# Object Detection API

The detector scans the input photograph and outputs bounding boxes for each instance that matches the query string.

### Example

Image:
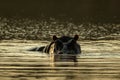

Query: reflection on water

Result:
[0,40,120,80]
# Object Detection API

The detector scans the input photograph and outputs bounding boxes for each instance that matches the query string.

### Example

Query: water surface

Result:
[0,40,120,80]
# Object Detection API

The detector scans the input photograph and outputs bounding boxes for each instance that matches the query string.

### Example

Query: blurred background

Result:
[0,0,120,17]
[0,0,120,40]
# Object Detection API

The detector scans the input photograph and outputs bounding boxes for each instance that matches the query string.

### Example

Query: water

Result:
[0,40,120,80]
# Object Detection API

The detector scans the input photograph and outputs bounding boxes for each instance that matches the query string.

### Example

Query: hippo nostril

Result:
[59,52,63,54]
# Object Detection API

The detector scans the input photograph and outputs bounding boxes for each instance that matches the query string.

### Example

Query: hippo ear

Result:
[53,35,58,41]
[74,35,79,41]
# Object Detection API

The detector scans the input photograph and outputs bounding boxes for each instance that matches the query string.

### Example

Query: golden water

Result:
[0,40,120,80]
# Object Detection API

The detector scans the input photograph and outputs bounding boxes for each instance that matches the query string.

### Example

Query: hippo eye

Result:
[67,40,75,48]
[55,40,63,50]
[70,39,76,43]
[67,39,75,44]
